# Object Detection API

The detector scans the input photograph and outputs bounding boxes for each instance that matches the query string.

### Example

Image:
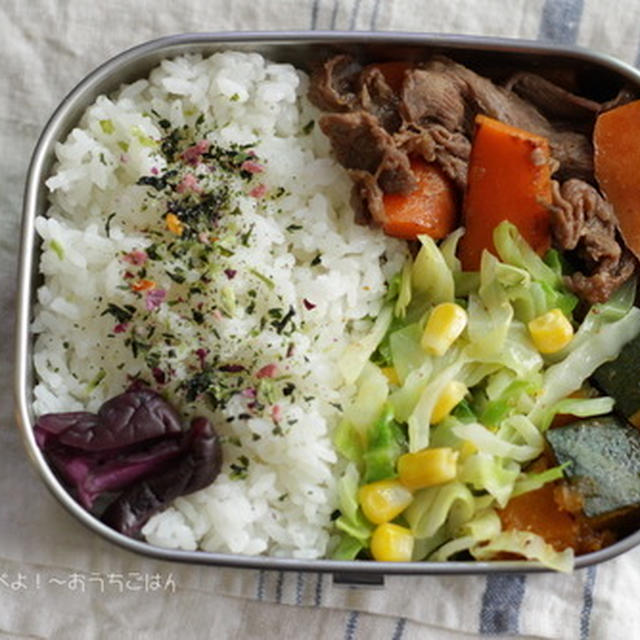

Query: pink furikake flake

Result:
[113,323,129,334]
[123,249,148,266]
[182,139,210,165]
[195,348,208,368]
[176,172,203,194]
[271,404,282,422]
[145,288,166,311]
[256,363,278,379]
[150,166,159,176]
[241,160,265,174]
[249,184,267,198]
[241,387,257,399]
[303,298,316,310]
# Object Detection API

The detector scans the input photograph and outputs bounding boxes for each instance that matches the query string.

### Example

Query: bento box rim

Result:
[15,30,640,577]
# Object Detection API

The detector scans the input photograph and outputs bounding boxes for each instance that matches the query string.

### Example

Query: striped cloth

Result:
[3,0,640,637]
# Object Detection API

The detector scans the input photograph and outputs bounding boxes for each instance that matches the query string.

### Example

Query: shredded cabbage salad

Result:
[333,221,640,571]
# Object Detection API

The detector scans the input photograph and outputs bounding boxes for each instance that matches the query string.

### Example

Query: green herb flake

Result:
[87,368,106,391]
[105,212,117,238]
[131,125,158,148]
[221,286,237,317]
[99,119,115,135]
[49,240,64,260]
[248,268,275,290]
[230,455,250,479]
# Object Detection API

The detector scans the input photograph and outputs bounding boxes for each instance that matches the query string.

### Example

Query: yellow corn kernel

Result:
[397,447,459,490]
[381,366,400,387]
[528,308,574,354]
[165,213,184,236]
[459,440,477,462]
[421,302,468,356]
[431,380,468,424]
[358,479,413,525]
[370,523,414,562]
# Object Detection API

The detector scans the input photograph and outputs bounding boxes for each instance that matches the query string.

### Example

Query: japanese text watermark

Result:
[0,570,176,593]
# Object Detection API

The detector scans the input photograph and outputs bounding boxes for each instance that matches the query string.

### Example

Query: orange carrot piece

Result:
[131,279,156,292]
[594,99,640,259]
[381,157,457,240]
[458,114,552,271]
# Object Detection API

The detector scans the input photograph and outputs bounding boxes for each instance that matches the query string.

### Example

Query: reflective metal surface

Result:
[15,31,640,576]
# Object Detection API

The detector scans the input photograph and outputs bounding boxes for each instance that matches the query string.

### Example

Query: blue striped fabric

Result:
[275,570,285,603]
[539,0,585,43]
[314,572,325,607]
[345,610,360,640]
[256,569,266,601]
[391,616,407,640]
[295,571,305,605]
[479,574,527,634]
[580,566,598,640]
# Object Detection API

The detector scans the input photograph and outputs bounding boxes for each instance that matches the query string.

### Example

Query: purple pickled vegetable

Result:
[34,389,223,527]
[35,388,183,451]
[101,417,222,536]
[46,436,185,509]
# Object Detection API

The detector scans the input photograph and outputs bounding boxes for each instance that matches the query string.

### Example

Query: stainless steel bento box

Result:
[15,31,640,584]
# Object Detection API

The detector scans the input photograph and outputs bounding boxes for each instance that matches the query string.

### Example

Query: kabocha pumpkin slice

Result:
[458,115,552,271]
[592,332,640,427]
[546,416,640,517]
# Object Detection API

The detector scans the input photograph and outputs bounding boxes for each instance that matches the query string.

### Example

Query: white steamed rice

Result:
[33,51,407,558]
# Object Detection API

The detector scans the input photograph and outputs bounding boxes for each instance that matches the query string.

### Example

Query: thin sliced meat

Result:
[505,72,601,122]
[308,54,362,112]
[394,124,471,190]
[357,66,403,133]
[400,64,470,132]
[349,169,387,225]
[318,111,417,194]
[549,179,636,303]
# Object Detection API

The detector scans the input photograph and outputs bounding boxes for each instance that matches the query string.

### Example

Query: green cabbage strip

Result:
[493,221,561,287]
[339,304,393,385]
[394,257,413,318]
[362,404,405,483]
[451,421,542,463]
[491,221,578,322]
[404,481,475,540]
[412,234,455,303]
[470,530,574,573]
[333,463,373,559]
[528,306,640,427]
[538,396,615,432]
[408,357,468,452]
[342,361,389,438]
[389,322,427,384]
[511,463,569,498]
[458,452,520,507]
[429,509,502,561]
